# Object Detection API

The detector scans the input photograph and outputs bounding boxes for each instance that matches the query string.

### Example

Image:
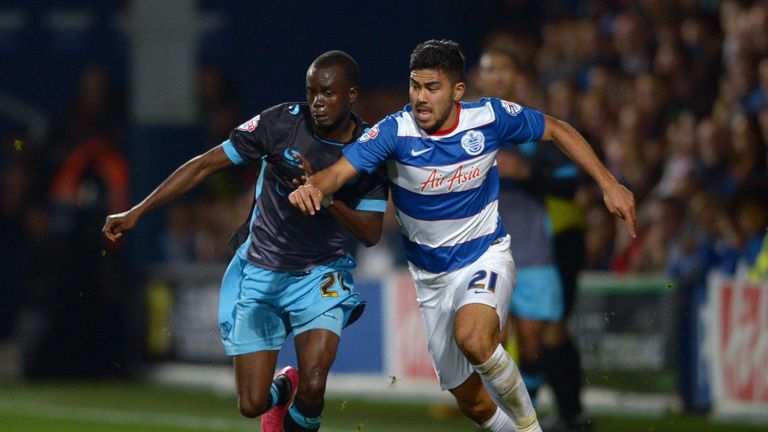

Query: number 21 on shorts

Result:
[467,270,498,292]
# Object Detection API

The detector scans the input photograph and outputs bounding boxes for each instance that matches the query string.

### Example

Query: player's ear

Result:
[348,86,359,104]
[453,82,465,102]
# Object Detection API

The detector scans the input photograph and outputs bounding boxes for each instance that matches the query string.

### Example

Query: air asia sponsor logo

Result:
[461,130,485,155]
[500,100,523,116]
[358,125,379,142]
[282,148,301,166]
[419,164,482,192]
[236,115,260,132]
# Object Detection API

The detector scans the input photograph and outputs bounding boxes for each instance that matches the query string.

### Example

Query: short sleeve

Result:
[225,107,278,165]
[346,166,389,213]
[491,98,546,147]
[342,117,398,174]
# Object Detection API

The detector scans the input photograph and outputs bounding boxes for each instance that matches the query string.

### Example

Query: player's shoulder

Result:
[356,111,402,144]
[378,105,424,138]
[262,102,306,120]
[380,108,409,128]
[242,102,306,135]
[471,97,526,116]
[235,102,304,129]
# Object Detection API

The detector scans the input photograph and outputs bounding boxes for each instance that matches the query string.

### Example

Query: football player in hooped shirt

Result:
[102,51,388,432]
[290,40,636,432]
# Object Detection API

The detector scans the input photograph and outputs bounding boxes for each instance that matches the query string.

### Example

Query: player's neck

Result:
[315,115,357,143]
[431,102,461,136]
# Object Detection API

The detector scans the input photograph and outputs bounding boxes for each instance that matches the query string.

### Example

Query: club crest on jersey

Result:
[358,125,379,142]
[282,148,301,166]
[237,115,260,132]
[461,130,485,155]
[288,105,300,115]
[500,100,523,116]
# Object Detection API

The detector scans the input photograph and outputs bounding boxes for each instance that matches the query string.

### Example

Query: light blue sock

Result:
[287,403,322,431]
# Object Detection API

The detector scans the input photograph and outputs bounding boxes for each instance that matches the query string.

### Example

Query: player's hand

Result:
[291,152,314,186]
[602,183,636,238]
[102,209,140,241]
[289,184,324,215]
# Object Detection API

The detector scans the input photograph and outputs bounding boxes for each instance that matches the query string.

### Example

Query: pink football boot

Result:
[260,366,299,432]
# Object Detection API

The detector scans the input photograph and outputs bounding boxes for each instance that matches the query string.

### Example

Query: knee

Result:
[455,327,496,365]
[298,366,330,404]
[237,392,269,418]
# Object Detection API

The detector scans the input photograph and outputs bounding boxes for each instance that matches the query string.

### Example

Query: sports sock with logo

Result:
[472,344,542,432]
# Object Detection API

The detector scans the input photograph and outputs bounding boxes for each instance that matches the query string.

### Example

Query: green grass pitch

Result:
[0,381,765,431]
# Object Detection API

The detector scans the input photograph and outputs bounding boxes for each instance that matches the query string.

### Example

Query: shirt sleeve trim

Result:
[222,139,247,165]
[354,199,387,213]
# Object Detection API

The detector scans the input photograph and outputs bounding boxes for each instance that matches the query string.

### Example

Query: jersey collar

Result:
[431,102,461,136]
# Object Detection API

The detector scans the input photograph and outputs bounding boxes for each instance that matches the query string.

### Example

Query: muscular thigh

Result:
[410,236,515,390]
[233,350,280,402]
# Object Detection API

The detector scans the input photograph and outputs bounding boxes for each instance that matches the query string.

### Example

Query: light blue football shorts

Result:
[509,265,564,321]
[218,252,364,356]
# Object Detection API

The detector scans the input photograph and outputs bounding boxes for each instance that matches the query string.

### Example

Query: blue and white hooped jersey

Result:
[343,97,545,273]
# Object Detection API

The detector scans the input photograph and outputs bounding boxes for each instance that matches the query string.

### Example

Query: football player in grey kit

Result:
[103,51,388,432]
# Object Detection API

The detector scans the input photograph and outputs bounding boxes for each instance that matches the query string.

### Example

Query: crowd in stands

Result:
[461,0,768,287]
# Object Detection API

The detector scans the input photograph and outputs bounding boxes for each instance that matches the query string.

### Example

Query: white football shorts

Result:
[407,235,515,390]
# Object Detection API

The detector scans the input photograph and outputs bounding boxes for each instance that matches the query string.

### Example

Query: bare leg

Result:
[455,303,541,432]
[233,350,279,418]
[282,329,340,431]
[293,329,339,407]
[449,373,503,426]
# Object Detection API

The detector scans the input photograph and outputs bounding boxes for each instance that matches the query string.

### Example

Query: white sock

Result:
[480,407,516,431]
[473,345,541,432]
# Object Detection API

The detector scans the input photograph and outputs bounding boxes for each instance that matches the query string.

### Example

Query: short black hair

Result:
[409,39,465,83]
[310,50,359,87]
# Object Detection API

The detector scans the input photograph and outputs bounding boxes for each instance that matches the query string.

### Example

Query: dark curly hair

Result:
[409,39,465,84]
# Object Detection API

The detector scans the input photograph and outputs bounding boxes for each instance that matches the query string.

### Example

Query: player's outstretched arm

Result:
[289,156,358,215]
[102,145,233,241]
[541,114,637,238]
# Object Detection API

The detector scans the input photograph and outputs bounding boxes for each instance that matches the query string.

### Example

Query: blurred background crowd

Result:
[1,0,766,401]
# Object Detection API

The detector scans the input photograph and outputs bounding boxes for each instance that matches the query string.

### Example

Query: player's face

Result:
[476,52,516,99]
[409,69,464,134]
[306,66,357,131]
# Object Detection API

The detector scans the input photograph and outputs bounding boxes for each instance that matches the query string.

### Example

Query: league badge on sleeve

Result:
[358,125,380,142]
[500,100,523,116]
[236,115,261,132]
